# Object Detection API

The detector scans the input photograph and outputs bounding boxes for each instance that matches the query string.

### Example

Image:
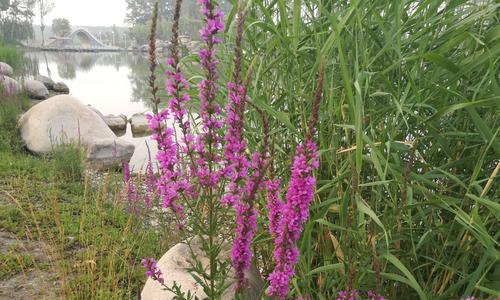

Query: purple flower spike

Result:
[231,152,266,290]
[336,289,359,300]
[266,178,283,237]
[122,162,139,213]
[142,257,164,284]
[267,140,319,299]
[232,200,257,290]
[223,82,249,206]
[367,290,386,300]
[147,114,186,220]
[144,161,157,208]
[196,0,225,188]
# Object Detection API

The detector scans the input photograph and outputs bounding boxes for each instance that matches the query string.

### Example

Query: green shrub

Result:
[0,43,23,71]
[0,252,35,280]
[50,144,85,183]
[0,95,29,153]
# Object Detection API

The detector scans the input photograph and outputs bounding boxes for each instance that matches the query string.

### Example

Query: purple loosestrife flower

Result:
[266,178,283,237]
[232,199,257,289]
[142,257,164,284]
[231,152,267,290]
[147,112,186,220]
[223,82,249,206]
[336,289,359,300]
[267,65,324,299]
[122,162,139,213]
[147,0,187,225]
[267,140,319,299]
[196,0,225,187]
[367,291,386,300]
[143,161,157,208]
[165,58,195,164]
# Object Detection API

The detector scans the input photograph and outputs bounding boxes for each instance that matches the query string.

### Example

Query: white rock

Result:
[53,82,69,94]
[130,113,152,136]
[23,79,49,100]
[1,76,22,94]
[88,105,104,119]
[18,95,135,169]
[0,62,14,77]
[141,236,263,300]
[103,114,127,131]
[35,75,55,90]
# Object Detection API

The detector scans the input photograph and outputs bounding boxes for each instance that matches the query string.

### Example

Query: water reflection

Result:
[24,51,162,116]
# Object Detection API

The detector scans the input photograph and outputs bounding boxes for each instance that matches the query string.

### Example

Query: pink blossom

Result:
[268,140,319,299]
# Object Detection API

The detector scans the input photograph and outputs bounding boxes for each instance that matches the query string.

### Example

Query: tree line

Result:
[125,0,231,45]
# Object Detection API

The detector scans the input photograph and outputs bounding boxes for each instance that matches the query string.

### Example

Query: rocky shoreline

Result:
[1,61,154,170]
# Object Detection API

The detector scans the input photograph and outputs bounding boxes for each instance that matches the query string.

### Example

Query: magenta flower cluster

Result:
[265,177,283,237]
[195,0,225,188]
[142,257,164,284]
[122,162,139,213]
[143,161,157,209]
[336,289,360,300]
[148,0,227,221]
[367,290,386,300]
[147,111,186,218]
[231,151,266,290]
[223,82,249,206]
[147,54,195,221]
[267,140,319,299]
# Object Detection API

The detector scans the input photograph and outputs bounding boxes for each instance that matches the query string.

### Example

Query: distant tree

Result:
[36,0,54,46]
[125,0,175,25]
[0,0,10,11]
[125,0,231,45]
[52,18,71,37]
[0,0,35,43]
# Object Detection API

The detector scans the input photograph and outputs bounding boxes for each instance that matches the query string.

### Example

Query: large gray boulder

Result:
[53,82,69,94]
[130,113,152,136]
[0,62,14,77]
[141,237,263,300]
[34,75,55,90]
[23,79,49,100]
[1,76,22,95]
[18,95,135,169]
[103,114,127,131]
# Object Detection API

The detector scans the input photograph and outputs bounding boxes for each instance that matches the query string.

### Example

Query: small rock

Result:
[53,82,69,94]
[141,236,263,300]
[0,62,14,77]
[103,114,127,131]
[130,113,152,136]
[87,138,135,169]
[34,75,55,90]
[23,79,49,100]
[1,76,22,95]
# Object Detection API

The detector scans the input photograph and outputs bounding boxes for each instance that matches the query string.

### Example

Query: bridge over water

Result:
[41,29,122,52]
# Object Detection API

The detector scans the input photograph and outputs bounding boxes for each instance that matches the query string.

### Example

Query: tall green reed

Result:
[231,0,499,299]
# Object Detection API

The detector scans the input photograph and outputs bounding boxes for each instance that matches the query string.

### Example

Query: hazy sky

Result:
[35,0,128,27]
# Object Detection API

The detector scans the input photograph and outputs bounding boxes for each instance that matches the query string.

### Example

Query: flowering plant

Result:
[141,0,324,298]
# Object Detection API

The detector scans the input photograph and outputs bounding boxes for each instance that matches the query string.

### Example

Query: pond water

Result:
[24,51,162,172]
[24,51,155,115]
